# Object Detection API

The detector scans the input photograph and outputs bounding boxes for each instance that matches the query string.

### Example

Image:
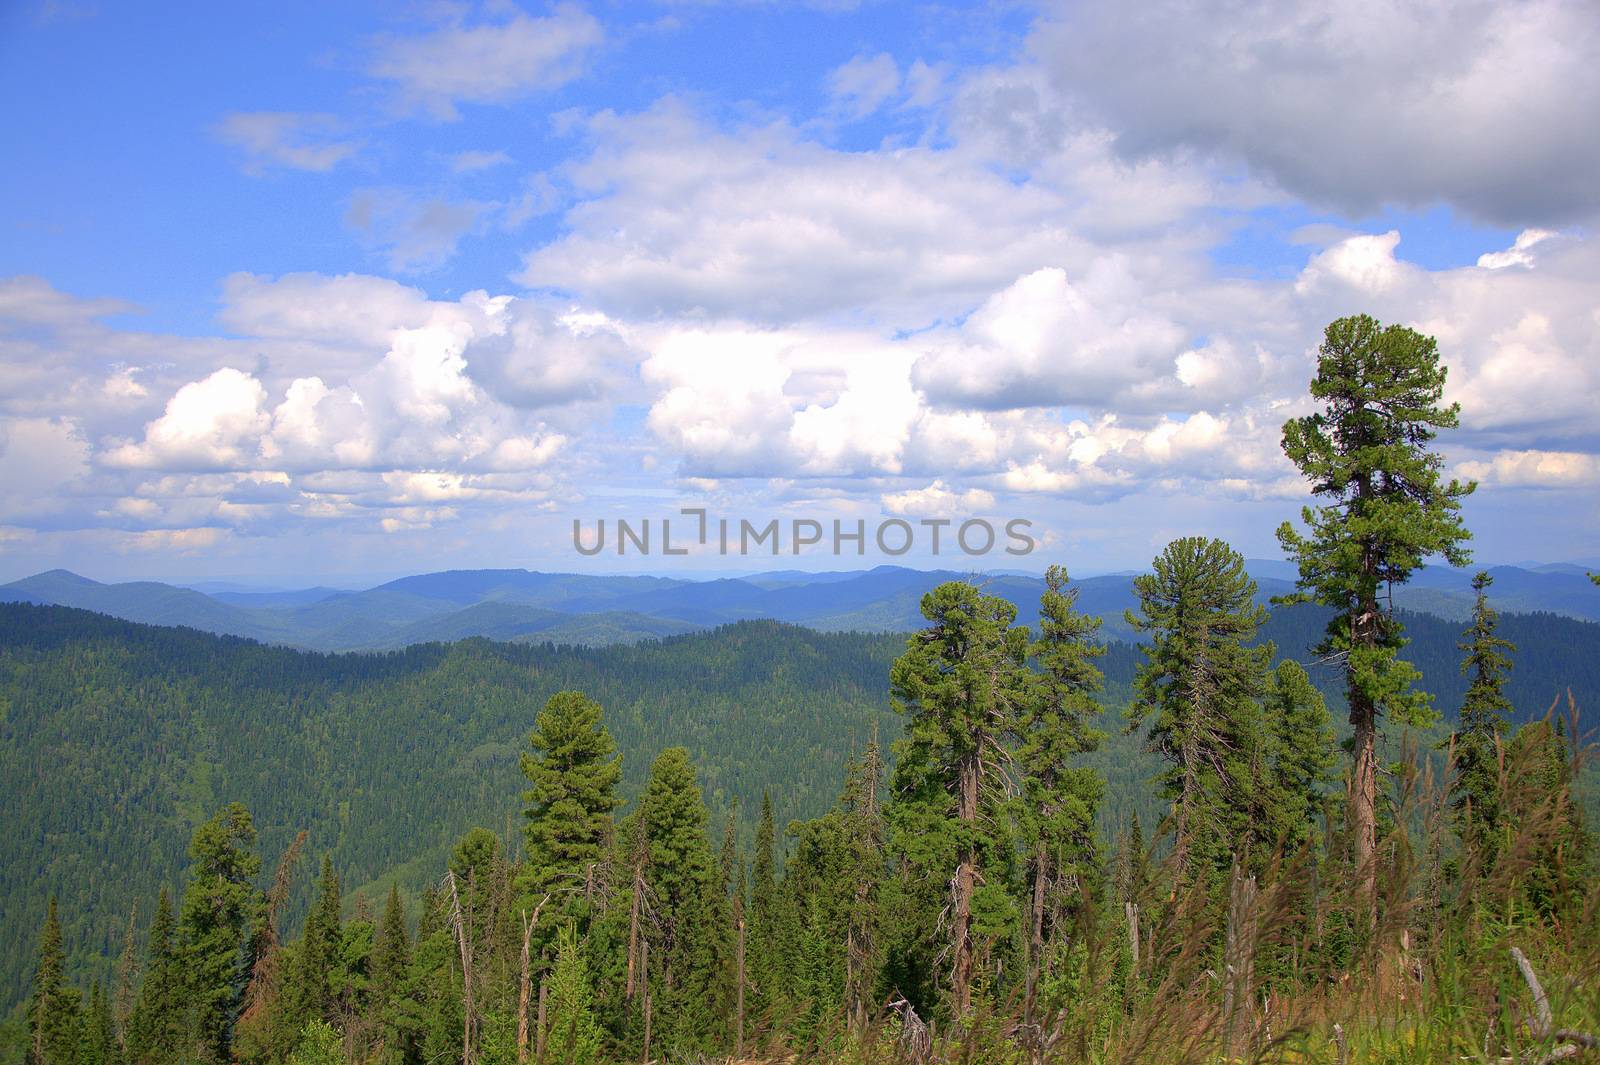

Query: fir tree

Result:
[126,889,182,1065]
[28,897,82,1065]
[1018,565,1107,1001]
[887,580,1032,1014]
[83,981,113,1065]
[1259,659,1337,854]
[1277,314,1474,913]
[370,885,411,1016]
[637,747,723,1055]
[543,925,601,1065]
[518,690,623,938]
[1449,571,1516,862]
[1127,538,1273,891]
[177,803,264,1064]
[746,792,780,1027]
[288,856,341,1028]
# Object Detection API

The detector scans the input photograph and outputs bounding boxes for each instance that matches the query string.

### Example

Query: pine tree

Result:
[518,690,623,940]
[28,897,82,1065]
[1278,314,1474,914]
[1448,571,1516,862]
[177,803,264,1064]
[1127,538,1273,891]
[887,580,1032,1015]
[127,889,182,1065]
[1017,565,1107,1004]
[542,925,601,1065]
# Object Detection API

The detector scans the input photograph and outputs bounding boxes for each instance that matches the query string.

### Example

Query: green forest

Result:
[8,316,1600,1064]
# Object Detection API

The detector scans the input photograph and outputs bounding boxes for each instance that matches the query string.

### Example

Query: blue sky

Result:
[2,0,1597,584]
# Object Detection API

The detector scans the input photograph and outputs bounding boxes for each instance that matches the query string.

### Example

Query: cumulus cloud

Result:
[369,4,603,120]
[103,368,271,471]
[1033,0,1600,225]
[882,480,996,517]
[1457,450,1600,488]
[216,112,360,173]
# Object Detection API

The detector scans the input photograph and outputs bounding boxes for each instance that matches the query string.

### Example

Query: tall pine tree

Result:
[887,581,1031,1015]
[1277,314,1474,914]
[1127,538,1272,891]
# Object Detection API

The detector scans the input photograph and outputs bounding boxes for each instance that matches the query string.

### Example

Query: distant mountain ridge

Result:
[3,560,1597,653]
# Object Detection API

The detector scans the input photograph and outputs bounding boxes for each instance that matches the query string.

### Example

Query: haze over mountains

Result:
[3,561,1598,653]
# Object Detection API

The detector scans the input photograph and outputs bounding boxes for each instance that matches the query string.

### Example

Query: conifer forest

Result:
[7,321,1600,1065]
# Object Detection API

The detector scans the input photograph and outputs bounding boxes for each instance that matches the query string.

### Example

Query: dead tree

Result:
[516,895,549,1065]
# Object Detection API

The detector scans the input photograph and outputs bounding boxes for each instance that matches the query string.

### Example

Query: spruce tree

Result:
[83,980,113,1065]
[637,747,723,1055]
[543,924,601,1065]
[370,885,410,1015]
[28,897,82,1065]
[1126,538,1272,891]
[518,690,623,938]
[127,889,182,1065]
[1449,571,1516,862]
[1017,565,1106,1000]
[1277,314,1474,912]
[888,580,1031,1014]
[746,792,780,1026]
[177,803,264,1064]
[288,857,341,1028]
[1259,660,1337,854]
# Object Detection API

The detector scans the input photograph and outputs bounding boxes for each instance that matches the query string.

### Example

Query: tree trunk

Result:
[952,752,980,1014]
[735,916,746,1057]
[1349,586,1379,926]
[1222,864,1258,1059]
[535,977,547,1064]
[640,939,652,1065]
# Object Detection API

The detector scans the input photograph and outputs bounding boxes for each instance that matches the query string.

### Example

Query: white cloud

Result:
[1457,450,1600,488]
[826,53,899,119]
[1478,229,1557,270]
[1033,0,1600,225]
[103,368,271,471]
[216,112,359,173]
[882,480,995,517]
[450,149,512,173]
[369,4,603,120]
[345,189,492,273]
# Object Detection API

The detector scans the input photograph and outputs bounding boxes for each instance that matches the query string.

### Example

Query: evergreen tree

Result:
[370,885,411,1017]
[518,691,623,938]
[126,889,182,1065]
[1126,538,1273,891]
[637,747,723,1055]
[288,856,342,1028]
[112,905,139,1062]
[82,981,112,1065]
[1259,660,1337,854]
[746,792,781,1027]
[887,580,1032,1014]
[1277,314,1474,912]
[1018,565,1107,1002]
[176,803,264,1064]
[1448,571,1516,862]
[543,925,601,1065]
[28,897,82,1065]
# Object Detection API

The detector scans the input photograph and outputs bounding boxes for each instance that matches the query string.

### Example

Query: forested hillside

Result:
[5,595,1598,1021]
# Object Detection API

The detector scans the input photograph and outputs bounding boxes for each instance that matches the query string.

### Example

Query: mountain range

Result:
[4,561,1598,652]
